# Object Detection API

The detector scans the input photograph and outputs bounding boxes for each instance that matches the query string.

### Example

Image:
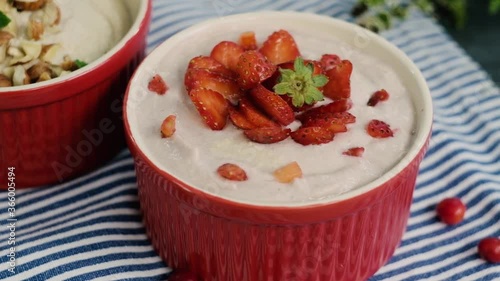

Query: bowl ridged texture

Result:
[135,140,428,281]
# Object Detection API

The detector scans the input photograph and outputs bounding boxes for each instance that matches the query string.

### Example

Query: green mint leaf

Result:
[308,86,324,101]
[274,82,294,95]
[312,74,328,88]
[0,11,11,29]
[273,57,328,107]
[292,94,305,108]
[75,59,88,69]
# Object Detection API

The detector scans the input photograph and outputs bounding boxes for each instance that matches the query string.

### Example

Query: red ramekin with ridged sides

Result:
[124,12,433,281]
[0,0,151,188]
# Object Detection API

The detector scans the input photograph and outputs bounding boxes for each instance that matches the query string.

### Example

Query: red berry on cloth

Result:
[436,198,466,225]
[478,237,500,263]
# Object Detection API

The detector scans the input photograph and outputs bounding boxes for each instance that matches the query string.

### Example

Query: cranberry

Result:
[478,237,500,263]
[436,197,466,225]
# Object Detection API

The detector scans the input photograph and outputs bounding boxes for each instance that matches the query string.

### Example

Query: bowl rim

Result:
[124,10,433,211]
[0,0,151,107]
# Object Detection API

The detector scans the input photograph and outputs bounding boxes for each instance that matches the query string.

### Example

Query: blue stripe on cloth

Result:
[0,0,499,280]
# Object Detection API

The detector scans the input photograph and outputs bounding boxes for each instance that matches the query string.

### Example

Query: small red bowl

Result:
[0,0,152,188]
[124,12,433,281]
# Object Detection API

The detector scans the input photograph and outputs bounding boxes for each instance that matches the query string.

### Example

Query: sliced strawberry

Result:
[235,50,277,89]
[248,84,294,125]
[244,127,291,144]
[189,88,229,130]
[148,74,168,95]
[210,41,244,72]
[187,56,235,78]
[239,31,258,50]
[302,116,348,134]
[320,54,341,72]
[291,126,335,145]
[228,105,256,130]
[343,147,365,157]
[273,162,303,183]
[298,111,356,126]
[160,115,176,138]
[184,68,243,103]
[296,99,352,121]
[367,89,390,107]
[259,30,300,65]
[217,163,248,181]
[323,60,353,100]
[239,97,279,128]
[366,119,394,138]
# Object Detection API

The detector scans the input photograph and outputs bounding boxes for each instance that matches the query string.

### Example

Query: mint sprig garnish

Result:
[273,57,328,107]
[75,59,88,69]
[0,11,11,29]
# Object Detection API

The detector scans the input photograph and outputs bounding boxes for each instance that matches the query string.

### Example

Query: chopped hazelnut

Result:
[0,74,13,87]
[13,0,47,11]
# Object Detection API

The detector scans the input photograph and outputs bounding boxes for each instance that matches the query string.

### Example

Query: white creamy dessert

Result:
[0,0,131,86]
[127,19,417,206]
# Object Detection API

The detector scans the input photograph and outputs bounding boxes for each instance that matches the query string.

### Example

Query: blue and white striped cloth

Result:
[1,0,499,280]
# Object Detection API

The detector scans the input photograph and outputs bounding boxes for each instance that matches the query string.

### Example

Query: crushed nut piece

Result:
[13,0,47,11]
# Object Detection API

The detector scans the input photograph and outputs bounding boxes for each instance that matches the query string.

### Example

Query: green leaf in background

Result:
[491,0,500,14]
[435,0,467,28]
[0,11,11,29]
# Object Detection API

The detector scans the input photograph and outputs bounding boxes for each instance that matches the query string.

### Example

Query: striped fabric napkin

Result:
[1,0,499,280]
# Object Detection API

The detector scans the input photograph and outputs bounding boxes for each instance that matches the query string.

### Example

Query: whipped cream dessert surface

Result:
[0,0,131,78]
[49,0,131,63]
[127,24,416,206]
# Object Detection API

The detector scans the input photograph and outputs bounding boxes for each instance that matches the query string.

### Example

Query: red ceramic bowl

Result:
[124,12,433,281]
[0,0,152,188]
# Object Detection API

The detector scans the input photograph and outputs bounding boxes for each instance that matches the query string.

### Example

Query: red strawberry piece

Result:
[244,127,291,144]
[217,163,248,181]
[280,95,315,112]
[239,31,258,50]
[302,115,348,134]
[259,30,300,65]
[320,54,341,71]
[291,126,335,145]
[239,97,279,128]
[296,99,352,121]
[298,111,356,125]
[187,55,235,78]
[343,147,365,157]
[160,115,176,138]
[235,50,276,89]
[184,68,243,104]
[148,74,168,95]
[189,88,229,130]
[366,119,394,138]
[367,89,390,106]
[323,60,353,100]
[248,84,294,125]
[210,41,244,72]
[228,105,256,130]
